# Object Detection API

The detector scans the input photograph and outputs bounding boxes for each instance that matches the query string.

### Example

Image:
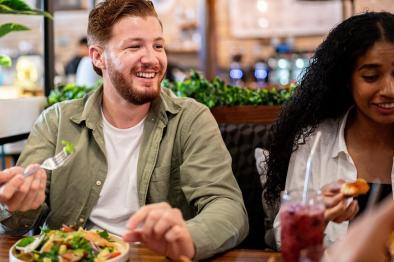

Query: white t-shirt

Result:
[273,109,394,247]
[89,112,145,236]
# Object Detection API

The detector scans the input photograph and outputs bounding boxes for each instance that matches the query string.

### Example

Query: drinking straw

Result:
[303,131,322,203]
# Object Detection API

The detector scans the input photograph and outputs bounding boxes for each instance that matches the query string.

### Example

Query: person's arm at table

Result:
[125,103,248,260]
[0,106,58,235]
[0,165,47,235]
[325,196,394,262]
[175,105,248,259]
[0,166,46,212]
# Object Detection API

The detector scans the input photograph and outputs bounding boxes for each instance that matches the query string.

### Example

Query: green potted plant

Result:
[0,0,51,67]
[47,82,99,107]
[47,71,293,124]
[162,71,294,124]
[0,0,52,147]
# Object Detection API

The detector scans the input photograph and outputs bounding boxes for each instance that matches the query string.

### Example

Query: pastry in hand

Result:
[341,178,370,197]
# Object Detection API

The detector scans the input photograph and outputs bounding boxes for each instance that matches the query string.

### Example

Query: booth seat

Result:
[218,123,274,249]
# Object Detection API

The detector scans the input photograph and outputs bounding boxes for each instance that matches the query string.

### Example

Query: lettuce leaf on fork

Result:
[61,140,75,155]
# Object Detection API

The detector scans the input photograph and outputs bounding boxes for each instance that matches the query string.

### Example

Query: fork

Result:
[24,149,71,177]
[0,147,72,213]
[0,148,72,214]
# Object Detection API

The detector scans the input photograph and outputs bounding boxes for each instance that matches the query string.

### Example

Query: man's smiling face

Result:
[103,15,167,105]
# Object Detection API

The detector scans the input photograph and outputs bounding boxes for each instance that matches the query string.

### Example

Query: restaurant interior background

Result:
[1,0,394,169]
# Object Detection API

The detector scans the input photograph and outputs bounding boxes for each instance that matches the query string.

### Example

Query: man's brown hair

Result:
[87,0,160,75]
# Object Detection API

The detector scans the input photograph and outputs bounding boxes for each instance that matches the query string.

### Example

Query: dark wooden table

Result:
[1,235,281,261]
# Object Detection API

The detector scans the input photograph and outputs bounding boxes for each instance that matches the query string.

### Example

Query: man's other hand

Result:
[123,202,195,261]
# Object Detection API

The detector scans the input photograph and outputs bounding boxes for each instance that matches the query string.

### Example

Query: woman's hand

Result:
[324,197,394,262]
[321,179,359,224]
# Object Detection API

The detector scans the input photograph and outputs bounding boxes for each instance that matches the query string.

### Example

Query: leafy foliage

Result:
[0,0,52,67]
[47,83,97,106]
[162,71,295,108]
[0,23,29,38]
[48,72,294,108]
[0,54,11,67]
[0,0,51,17]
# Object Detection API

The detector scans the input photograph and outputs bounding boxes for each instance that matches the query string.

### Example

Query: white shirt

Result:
[273,109,394,247]
[89,112,145,236]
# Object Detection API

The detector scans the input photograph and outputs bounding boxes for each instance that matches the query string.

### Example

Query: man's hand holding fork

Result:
[0,141,73,213]
[0,165,46,213]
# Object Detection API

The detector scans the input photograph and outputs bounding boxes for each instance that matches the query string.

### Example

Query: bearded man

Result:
[0,0,248,260]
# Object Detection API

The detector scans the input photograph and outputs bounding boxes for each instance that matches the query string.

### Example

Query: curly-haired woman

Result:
[263,11,394,248]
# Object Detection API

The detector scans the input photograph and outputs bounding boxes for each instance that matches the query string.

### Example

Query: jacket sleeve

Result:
[179,103,249,260]
[0,106,58,235]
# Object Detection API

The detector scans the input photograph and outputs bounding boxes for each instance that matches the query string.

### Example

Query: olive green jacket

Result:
[0,87,248,259]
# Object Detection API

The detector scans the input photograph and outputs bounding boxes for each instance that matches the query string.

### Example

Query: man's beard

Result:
[107,62,161,105]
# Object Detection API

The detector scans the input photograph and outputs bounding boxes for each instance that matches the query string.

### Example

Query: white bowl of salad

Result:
[9,225,129,262]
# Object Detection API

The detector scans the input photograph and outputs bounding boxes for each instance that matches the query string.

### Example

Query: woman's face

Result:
[351,40,394,126]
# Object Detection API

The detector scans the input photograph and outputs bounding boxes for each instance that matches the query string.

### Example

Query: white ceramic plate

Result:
[9,233,130,262]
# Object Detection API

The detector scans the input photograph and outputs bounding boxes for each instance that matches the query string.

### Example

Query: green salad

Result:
[14,226,123,262]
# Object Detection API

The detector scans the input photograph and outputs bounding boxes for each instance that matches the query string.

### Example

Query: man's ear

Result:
[89,45,105,70]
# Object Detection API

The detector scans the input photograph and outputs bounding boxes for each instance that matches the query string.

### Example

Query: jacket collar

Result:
[70,85,103,130]
[149,87,182,124]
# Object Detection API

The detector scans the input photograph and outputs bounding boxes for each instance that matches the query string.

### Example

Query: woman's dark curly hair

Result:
[264,11,394,206]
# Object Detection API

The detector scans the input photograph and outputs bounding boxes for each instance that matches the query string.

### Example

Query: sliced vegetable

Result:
[16,234,45,253]
[107,251,121,259]
[16,236,35,248]
[61,224,76,232]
